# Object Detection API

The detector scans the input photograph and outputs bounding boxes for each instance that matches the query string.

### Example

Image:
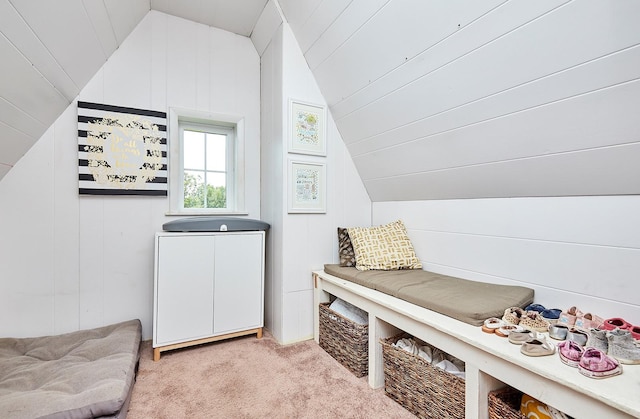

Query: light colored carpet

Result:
[127,331,416,418]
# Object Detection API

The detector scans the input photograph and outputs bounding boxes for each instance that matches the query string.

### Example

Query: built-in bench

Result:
[313,269,640,419]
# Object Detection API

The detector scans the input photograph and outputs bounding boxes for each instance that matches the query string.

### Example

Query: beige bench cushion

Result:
[324,264,534,326]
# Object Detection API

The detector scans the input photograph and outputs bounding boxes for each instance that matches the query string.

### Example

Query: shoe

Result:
[548,324,569,340]
[481,317,504,333]
[587,328,608,352]
[631,325,640,340]
[502,307,525,325]
[578,348,622,379]
[495,324,523,338]
[558,306,583,327]
[541,308,562,325]
[508,329,534,345]
[558,340,585,367]
[524,304,546,313]
[519,311,550,333]
[607,328,640,365]
[574,313,604,330]
[566,328,589,347]
[521,336,556,357]
[602,318,631,331]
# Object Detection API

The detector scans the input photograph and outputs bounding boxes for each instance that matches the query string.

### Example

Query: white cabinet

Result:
[153,231,265,360]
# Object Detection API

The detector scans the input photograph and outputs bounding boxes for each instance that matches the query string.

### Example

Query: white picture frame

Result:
[289,99,326,156]
[288,160,326,213]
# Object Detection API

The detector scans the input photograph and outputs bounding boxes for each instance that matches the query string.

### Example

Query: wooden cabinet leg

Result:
[256,328,263,339]
[153,347,161,362]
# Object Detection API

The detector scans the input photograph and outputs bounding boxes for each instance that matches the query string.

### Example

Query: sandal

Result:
[482,317,504,333]
[495,324,523,338]
[578,348,622,379]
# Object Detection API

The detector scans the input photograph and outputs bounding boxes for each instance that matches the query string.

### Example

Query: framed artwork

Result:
[288,160,326,213]
[289,99,326,156]
[78,101,167,195]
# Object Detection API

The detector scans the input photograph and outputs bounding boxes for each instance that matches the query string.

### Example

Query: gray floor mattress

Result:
[324,264,534,326]
[0,319,142,419]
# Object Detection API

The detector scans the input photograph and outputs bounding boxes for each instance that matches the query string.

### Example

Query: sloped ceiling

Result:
[3,0,639,202]
[279,0,640,201]
[0,0,149,180]
[0,0,268,182]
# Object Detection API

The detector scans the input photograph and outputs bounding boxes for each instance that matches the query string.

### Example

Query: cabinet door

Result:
[156,235,215,345]
[213,233,264,334]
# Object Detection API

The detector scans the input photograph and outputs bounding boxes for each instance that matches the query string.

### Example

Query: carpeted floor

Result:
[127,331,416,418]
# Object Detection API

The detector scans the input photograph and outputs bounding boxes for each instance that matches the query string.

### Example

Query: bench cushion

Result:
[324,264,534,326]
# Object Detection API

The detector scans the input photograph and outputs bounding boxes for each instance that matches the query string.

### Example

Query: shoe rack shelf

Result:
[313,270,640,419]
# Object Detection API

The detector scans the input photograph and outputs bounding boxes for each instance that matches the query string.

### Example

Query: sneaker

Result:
[521,336,556,357]
[578,348,622,379]
[558,340,585,367]
[602,318,631,331]
[575,313,604,330]
[607,328,640,365]
[502,307,525,325]
[519,311,550,332]
[587,328,608,352]
[558,306,583,327]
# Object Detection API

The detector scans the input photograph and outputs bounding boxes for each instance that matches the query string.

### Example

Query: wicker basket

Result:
[380,334,465,419]
[488,387,526,419]
[318,302,368,377]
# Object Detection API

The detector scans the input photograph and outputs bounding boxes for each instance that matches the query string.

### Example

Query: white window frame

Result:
[167,108,246,215]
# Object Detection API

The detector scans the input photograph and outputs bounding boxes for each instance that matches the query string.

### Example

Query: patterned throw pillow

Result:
[338,227,356,267]
[348,220,422,271]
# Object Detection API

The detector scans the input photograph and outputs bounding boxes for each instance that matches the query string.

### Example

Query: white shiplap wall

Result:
[281,0,640,200]
[280,0,640,326]
[374,197,640,324]
[259,0,372,343]
[0,11,261,339]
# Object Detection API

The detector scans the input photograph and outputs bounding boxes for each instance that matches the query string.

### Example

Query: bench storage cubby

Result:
[318,301,369,377]
[487,387,526,419]
[381,333,465,419]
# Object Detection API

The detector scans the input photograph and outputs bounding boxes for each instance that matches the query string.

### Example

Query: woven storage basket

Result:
[318,302,368,377]
[380,334,465,419]
[488,387,526,419]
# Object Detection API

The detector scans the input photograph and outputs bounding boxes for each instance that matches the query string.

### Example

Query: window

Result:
[181,123,234,210]
[168,109,246,215]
